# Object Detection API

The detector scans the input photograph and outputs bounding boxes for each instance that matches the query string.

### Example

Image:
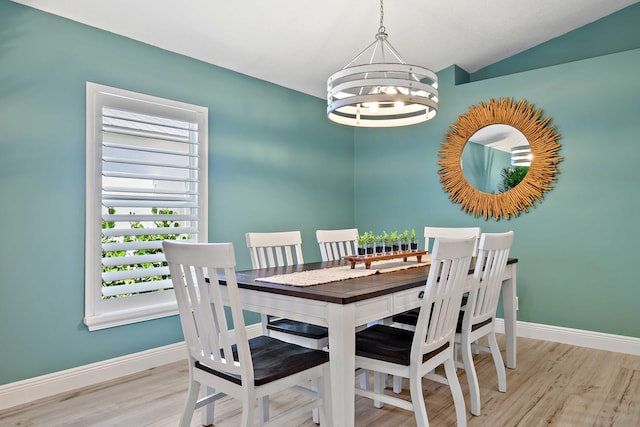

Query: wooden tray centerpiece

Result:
[343,250,428,270]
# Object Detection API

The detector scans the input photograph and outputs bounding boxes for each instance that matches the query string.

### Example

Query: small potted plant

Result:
[366,230,375,255]
[375,234,384,254]
[382,231,391,253]
[400,230,409,252]
[357,232,368,256]
[410,229,418,251]
[390,231,399,253]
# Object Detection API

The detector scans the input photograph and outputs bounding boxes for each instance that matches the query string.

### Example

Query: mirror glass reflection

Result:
[461,124,530,194]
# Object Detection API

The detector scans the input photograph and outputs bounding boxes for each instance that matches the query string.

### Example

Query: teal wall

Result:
[0,1,354,385]
[1,0,639,387]
[461,142,511,194]
[471,3,640,81]
[354,50,640,342]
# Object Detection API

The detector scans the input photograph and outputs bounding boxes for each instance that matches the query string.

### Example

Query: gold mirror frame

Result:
[438,98,562,220]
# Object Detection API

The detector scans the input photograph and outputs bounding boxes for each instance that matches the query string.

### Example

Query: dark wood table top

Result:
[233,258,518,305]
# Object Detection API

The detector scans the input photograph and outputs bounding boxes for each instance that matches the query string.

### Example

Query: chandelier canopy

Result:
[327,0,438,127]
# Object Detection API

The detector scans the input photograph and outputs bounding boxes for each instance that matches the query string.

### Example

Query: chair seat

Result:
[355,324,449,366]
[196,335,329,387]
[392,293,469,326]
[392,308,489,333]
[391,307,420,325]
[266,318,329,340]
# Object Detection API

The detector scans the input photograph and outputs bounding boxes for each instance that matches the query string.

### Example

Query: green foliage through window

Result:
[101,207,189,298]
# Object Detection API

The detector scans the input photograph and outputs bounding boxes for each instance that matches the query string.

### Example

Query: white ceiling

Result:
[12,0,638,99]
[469,124,528,153]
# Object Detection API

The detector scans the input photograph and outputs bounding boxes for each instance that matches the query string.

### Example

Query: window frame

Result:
[85,82,208,331]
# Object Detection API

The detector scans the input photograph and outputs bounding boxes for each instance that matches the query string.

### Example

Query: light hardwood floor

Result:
[1,336,639,426]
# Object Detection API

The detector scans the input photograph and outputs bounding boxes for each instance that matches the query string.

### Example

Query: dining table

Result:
[230,256,518,427]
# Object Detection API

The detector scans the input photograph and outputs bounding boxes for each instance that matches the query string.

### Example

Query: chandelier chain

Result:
[378,0,385,34]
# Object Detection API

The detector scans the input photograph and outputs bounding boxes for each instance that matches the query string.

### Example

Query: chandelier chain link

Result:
[378,0,385,34]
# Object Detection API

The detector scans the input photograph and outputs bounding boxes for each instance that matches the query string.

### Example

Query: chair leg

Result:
[258,395,269,424]
[180,379,200,427]
[311,378,320,424]
[443,356,467,427]
[312,374,326,425]
[241,390,256,427]
[473,339,481,354]
[461,336,481,416]
[359,370,368,390]
[488,332,507,393]
[408,372,429,427]
[393,375,403,393]
[201,386,215,426]
[373,371,385,408]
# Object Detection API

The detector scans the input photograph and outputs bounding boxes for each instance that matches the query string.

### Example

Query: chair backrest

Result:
[245,231,304,269]
[424,226,481,256]
[316,228,359,261]
[464,231,514,327]
[412,237,475,359]
[163,241,253,384]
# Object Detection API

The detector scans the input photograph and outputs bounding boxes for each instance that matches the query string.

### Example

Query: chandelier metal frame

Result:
[327,0,438,127]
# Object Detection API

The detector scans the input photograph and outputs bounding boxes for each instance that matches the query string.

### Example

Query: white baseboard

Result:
[2,322,638,412]
[0,341,186,412]
[0,323,263,412]
[495,319,640,356]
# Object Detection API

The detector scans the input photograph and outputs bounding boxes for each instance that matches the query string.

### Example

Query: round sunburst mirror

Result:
[437,98,562,220]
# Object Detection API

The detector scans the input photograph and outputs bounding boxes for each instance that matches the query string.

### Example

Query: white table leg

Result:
[502,263,517,369]
[327,303,355,427]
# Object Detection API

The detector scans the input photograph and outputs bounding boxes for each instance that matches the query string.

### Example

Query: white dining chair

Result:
[354,237,474,427]
[390,226,481,392]
[246,230,305,269]
[316,228,359,261]
[163,240,330,427]
[455,230,514,416]
[246,231,328,424]
[245,231,329,350]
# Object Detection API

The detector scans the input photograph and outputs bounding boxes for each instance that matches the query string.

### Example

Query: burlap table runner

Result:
[256,256,431,287]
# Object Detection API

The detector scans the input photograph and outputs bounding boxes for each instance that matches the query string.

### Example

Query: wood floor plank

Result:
[595,366,640,426]
[1,336,639,426]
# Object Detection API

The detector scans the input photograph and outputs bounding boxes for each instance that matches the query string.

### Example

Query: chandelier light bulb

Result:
[366,102,379,113]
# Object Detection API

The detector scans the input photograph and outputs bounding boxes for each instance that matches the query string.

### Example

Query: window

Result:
[85,82,208,331]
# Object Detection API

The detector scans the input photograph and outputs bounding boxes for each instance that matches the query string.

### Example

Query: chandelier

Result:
[327,0,438,127]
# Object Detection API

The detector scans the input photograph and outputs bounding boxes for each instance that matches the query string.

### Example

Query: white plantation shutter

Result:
[85,83,208,330]
[100,106,199,297]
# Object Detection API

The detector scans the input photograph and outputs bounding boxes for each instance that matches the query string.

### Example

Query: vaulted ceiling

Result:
[13,0,638,98]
